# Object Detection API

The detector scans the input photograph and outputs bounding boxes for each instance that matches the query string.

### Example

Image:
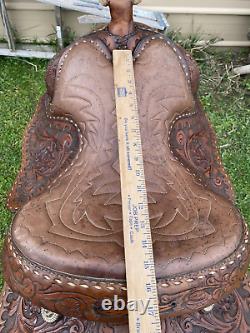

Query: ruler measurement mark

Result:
[113,50,161,333]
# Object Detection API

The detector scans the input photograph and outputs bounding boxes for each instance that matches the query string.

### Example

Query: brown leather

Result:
[6,37,246,276]
[1,280,250,332]
[3,0,250,324]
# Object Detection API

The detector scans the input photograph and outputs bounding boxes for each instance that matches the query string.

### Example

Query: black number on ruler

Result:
[117,87,127,97]
[146,283,152,292]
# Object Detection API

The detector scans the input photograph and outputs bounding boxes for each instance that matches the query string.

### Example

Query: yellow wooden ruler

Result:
[113,50,161,333]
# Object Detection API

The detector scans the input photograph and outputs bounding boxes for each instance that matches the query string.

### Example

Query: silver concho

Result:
[41,307,60,323]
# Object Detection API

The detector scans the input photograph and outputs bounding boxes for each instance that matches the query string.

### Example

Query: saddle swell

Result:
[3,25,250,323]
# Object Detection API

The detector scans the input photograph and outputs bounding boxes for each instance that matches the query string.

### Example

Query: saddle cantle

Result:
[2,1,250,326]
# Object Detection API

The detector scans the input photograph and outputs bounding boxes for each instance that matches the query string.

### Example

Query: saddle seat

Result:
[3,25,250,324]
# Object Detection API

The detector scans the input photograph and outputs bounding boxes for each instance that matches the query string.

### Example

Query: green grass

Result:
[0,49,249,285]
[198,51,250,221]
[0,58,48,285]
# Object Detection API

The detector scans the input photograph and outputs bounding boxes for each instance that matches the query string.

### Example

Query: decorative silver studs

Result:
[203,304,215,313]
[107,286,115,291]
[220,266,226,271]
[55,279,62,285]
[186,278,194,282]
[80,284,89,289]
[94,286,102,290]
[174,281,181,286]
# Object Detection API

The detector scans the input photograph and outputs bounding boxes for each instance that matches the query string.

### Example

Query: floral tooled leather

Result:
[169,101,234,202]
[2,15,249,325]
[7,94,81,211]
[1,280,250,332]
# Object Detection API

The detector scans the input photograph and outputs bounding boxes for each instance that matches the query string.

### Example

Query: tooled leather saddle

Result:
[2,0,250,329]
